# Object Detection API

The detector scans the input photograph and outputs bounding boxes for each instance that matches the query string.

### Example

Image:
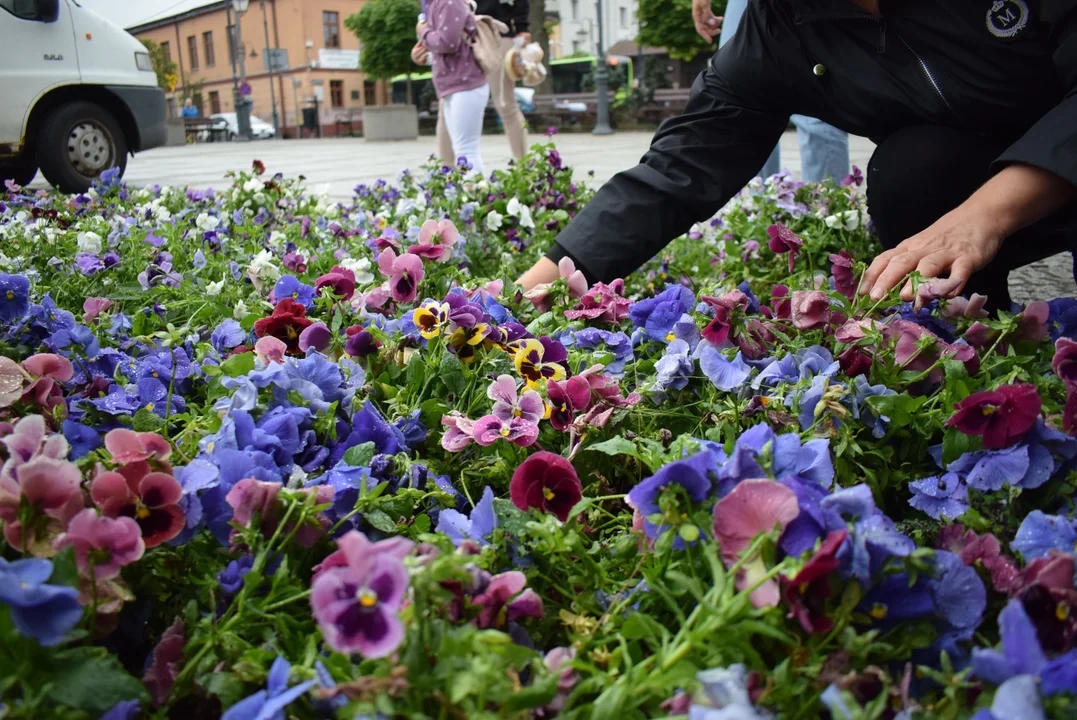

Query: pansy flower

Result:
[471,570,545,629]
[510,451,582,522]
[766,224,803,273]
[253,298,313,355]
[409,218,458,262]
[377,248,425,304]
[547,376,591,431]
[946,384,1042,450]
[315,265,357,301]
[471,375,544,447]
[781,529,847,633]
[0,273,31,322]
[412,299,451,339]
[513,337,568,388]
[91,463,185,548]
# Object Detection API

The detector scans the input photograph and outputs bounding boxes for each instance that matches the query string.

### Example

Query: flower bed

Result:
[0,149,1075,719]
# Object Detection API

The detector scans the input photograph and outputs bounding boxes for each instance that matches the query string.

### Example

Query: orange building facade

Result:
[129,0,389,136]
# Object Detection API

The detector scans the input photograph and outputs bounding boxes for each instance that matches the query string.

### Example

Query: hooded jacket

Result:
[474,0,530,36]
[549,0,1077,283]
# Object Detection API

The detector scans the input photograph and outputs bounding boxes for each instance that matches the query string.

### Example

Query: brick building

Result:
[128,0,387,137]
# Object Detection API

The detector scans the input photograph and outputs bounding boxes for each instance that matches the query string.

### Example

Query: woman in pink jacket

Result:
[415,0,490,174]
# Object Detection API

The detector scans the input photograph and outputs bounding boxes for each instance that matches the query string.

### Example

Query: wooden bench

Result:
[183,117,229,143]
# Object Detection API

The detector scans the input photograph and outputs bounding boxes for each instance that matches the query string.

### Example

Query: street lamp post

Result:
[232,0,253,140]
[592,0,613,135]
[259,0,280,138]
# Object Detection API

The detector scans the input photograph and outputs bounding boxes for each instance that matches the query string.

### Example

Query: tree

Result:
[636,0,726,61]
[529,0,552,94]
[346,0,422,103]
[140,38,178,91]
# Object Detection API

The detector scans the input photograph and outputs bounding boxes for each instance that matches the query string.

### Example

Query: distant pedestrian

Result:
[417,0,491,174]
[180,98,200,119]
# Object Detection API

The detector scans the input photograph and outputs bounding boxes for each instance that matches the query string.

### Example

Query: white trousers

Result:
[441,84,490,175]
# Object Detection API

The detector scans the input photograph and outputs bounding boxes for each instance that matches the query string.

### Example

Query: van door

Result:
[0,0,80,150]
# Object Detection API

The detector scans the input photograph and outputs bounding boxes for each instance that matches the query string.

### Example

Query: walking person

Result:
[694,0,849,182]
[417,0,492,174]
[435,0,530,165]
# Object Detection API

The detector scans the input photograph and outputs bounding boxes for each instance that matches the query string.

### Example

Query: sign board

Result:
[317,48,360,70]
[263,48,289,72]
[239,82,252,96]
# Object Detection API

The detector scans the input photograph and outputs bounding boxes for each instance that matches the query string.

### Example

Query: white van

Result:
[0,0,167,192]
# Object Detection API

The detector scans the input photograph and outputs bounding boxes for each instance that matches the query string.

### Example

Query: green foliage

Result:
[140,38,178,90]
[636,0,726,61]
[346,0,423,81]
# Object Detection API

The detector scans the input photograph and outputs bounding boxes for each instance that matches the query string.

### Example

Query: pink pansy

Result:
[1012,551,1076,596]
[254,335,288,365]
[488,374,545,423]
[790,291,831,330]
[548,376,592,431]
[829,250,856,300]
[310,530,413,657]
[1015,301,1050,343]
[104,428,172,465]
[964,321,1001,349]
[0,356,26,408]
[464,279,504,301]
[409,219,459,262]
[471,415,540,447]
[298,322,332,353]
[712,479,799,609]
[373,233,401,251]
[942,294,989,320]
[315,265,357,301]
[510,451,583,522]
[912,277,963,313]
[936,525,1018,594]
[0,454,84,554]
[701,291,749,346]
[1053,338,1077,383]
[54,508,145,580]
[835,318,879,344]
[82,297,112,323]
[225,478,334,548]
[564,280,632,323]
[377,248,425,304]
[766,224,803,273]
[91,463,184,548]
[21,353,74,411]
[768,285,791,320]
[283,252,307,273]
[1065,382,1077,435]
[350,284,394,314]
[143,618,185,705]
[440,412,478,452]
[524,257,588,311]
[471,571,545,628]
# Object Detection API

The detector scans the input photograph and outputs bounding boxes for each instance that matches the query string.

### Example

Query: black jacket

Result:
[550,0,1077,283]
[474,0,529,36]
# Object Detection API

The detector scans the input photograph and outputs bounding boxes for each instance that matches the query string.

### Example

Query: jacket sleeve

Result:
[547,0,793,283]
[993,1,1077,188]
[421,0,470,55]
[513,0,530,35]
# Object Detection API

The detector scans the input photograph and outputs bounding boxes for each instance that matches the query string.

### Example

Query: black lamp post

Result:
[592,0,613,135]
[232,0,253,140]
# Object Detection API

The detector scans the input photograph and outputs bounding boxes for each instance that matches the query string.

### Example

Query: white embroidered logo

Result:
[986,0,1029,38]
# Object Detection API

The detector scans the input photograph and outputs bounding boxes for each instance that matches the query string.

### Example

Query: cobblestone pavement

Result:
[31,129,1074,301]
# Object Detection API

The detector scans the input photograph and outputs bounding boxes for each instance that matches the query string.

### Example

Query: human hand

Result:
[692,0,722,43]
[411,40,430,65]
[858,208,1004,302]
[416,21,429,37]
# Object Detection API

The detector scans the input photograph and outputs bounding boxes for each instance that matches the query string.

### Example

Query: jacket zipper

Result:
[896,35,955,114]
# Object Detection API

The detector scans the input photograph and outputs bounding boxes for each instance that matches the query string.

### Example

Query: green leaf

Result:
[586,436,639,459]
[131,408,166,432]
[865,394,928,429]
[365,509,398,533]
[342,441,376,468]
[219,351,255,378]
[620,612,666,641]
[438,352,467,395]
[941,427,978,466]
[501,675,559,711]
[49,647,149,712]
[49,547,79,589]
[202,671,248,708]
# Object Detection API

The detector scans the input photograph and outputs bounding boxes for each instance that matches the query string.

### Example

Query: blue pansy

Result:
[627,450,718,542]
[211,319,248,354]
[909,473,969,520]
[221,655,316,720]
[795,346,839,379]
[0,558,83,647]
[62,420,102,460]
[751,354,798,390]
[696,345,751,392]
[629,284,695,342]
[973,598,1077,698]
[930,550,986,631]
[437,485,497,546]
[651,339,693,403]
[218,556,254,597]
[1047,298,1077,340]
[101,700,141,720]
[0,273,31,321]
[1011,511,1077,560]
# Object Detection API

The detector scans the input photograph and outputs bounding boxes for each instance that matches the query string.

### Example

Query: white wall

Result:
[552,0,637,57]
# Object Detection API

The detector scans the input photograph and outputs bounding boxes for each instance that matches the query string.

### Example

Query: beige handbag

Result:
[466,1,509,76]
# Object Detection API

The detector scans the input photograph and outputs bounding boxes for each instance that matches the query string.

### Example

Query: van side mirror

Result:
[37,0,60,23]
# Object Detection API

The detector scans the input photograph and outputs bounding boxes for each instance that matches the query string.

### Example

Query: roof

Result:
[125,0,227,33]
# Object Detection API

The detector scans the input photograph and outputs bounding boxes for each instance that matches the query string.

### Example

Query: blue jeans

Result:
[718,0,850,182]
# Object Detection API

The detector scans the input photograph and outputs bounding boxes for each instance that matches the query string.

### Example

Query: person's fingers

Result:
[946,257,978,297]
[899,253,953,301]
[869,252,922,300]
[859,248,899,295]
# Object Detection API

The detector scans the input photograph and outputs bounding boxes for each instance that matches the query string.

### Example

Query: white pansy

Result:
[486,211,504,231]
[517,204,535,229]
[233,299,248,319]
[195,213,220,232]
[825,210,860,231]
[243,178,263,193]
[206,277,225,296]
[340,256,375,285]
[77,231,102,255]
[506,197,523,216]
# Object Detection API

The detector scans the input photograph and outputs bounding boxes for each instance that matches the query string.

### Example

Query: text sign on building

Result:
[317,48,360,70]
[263,48,289,72]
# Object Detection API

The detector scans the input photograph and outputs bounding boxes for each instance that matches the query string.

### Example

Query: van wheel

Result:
[36,102,128,194]
[0,158,38,187]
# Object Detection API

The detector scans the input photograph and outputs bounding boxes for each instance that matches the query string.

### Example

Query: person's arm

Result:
[861,2,1077,301]
[692,0,722,43]
[419,0,469,55]
[517,0,792,289]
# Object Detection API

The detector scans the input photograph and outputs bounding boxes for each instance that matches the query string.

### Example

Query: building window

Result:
[209,90,221,114]
[571,39,580,53]
[187,35,199,70]
[330,80,344,108]
[161,40,171,63]
[363,80,377,105]
[323,11,340,48]
[570,0,577,19]
[203,31,215,67]
[619,7,627,26]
